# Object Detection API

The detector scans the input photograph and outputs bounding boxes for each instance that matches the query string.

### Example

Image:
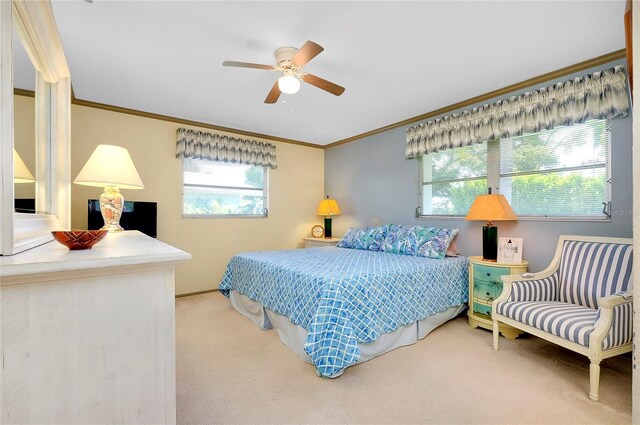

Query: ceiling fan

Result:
[223,40,345,104]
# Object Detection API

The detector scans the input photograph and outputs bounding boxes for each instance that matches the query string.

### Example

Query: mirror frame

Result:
[1,0,70,255]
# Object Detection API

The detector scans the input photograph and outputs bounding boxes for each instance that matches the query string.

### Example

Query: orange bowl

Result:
[52,230,108,250]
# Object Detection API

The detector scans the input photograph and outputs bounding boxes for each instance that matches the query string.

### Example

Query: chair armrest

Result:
[496,271,552,305]
[493,277,514,307]
[501,269,556,284]
[494,271,559,305]
[591,292,633,351]
[599,292,632,309]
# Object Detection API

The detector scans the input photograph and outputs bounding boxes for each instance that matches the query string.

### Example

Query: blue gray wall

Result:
[325,64,633,272]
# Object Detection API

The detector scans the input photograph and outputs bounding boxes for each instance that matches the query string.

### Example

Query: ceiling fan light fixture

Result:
[223,41,344,103]
[278,74,300,94]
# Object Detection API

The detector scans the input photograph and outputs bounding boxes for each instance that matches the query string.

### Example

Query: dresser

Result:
[0,231,191,424]
[303,237,341,248]
[467,256,528,340]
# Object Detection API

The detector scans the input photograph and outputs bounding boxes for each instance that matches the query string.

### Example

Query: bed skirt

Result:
[229,290,465,376]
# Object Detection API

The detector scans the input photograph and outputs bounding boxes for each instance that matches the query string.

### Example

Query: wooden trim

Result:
[175,288,217,298]
[14,87,34,97]
[324,49,627,149]
[71,95,322,149]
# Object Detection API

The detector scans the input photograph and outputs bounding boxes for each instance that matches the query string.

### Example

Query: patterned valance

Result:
[405,65,629,158]
[176,128,277,169]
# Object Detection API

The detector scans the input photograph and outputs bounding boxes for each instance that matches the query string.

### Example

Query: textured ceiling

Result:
[36,1,627,145]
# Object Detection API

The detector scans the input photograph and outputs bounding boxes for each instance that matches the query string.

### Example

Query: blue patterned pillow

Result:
[415,227,459,259]
[337,228,360,249]
[337,225,388,251]
[380,224,458,259]
[379,224,413,255]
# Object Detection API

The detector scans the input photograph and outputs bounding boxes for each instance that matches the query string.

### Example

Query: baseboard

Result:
[175,289,218,298]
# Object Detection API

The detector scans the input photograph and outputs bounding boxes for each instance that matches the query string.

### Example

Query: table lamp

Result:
[13,149,35,183]
[317,196,341,239]
[74,145,144,232]
[465,193,517,261]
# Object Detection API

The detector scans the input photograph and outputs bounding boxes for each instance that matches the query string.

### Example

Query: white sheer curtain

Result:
[406,65,629,158]
[176,128,277,169]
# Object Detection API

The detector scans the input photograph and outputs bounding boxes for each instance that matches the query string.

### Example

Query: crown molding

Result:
[14,88,34,97]
[324,49,627,149]
[16,87,321,149]
[15,49,626,151]
[70,93,321,149]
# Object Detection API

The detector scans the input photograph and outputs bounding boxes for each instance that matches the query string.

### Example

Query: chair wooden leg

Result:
[492,320,499,350]
[589,360,601,401]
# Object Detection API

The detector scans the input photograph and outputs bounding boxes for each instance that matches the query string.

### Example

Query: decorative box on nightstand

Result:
[303,237,341,248]
[468,256,528,340]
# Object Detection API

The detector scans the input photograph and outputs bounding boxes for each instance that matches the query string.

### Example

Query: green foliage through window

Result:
[182,158,267,216]
[420,120,609,218]
[421,143,488,215]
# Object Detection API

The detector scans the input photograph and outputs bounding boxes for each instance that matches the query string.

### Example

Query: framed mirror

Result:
[1,0,71,255]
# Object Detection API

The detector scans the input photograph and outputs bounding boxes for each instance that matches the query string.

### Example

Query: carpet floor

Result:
[176,292,631,425]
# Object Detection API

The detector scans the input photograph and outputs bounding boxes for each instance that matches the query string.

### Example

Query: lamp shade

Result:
[13,149,34,183]
[465,194,517,222]
[317,198,341,216]
[74,144,144,189]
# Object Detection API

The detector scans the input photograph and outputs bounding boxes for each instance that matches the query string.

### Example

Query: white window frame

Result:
[181,158,269,219]
[417,120,612,222]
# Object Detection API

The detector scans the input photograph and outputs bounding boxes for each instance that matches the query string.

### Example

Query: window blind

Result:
[499,120,609,217]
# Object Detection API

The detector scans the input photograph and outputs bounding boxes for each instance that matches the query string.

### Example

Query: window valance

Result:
[176,128,277,169]
[405,65,629,158]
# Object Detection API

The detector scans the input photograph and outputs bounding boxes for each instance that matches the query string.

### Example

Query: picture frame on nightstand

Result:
[497,237,523,264]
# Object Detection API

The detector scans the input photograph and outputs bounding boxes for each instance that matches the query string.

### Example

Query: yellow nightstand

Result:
[468,256,528,339]
[303,237,341,248]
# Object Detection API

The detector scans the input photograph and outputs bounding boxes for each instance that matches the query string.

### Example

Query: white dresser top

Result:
[0,231,191,280]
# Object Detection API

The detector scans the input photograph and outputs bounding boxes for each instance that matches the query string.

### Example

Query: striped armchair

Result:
[492,235,633,402]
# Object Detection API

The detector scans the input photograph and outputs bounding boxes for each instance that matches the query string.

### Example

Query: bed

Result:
[219,243,469,378]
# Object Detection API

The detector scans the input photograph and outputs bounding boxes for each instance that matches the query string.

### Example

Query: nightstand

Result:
[303,237,341,248]
[468,256,528,340]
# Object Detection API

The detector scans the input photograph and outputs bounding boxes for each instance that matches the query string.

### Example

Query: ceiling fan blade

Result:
[264,81,281,104]
[292,41,324,67]
[223,61,275,70]
[302,74,345,96]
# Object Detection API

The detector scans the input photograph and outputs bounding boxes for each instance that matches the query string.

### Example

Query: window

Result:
[499,120,609,217]
[419,119,610,219]
[420,142,488,216]
[182,158,268,217]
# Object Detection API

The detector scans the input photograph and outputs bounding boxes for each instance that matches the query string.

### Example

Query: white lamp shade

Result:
[278,75,300,94]
[13,149,35,183]
[74,144,144,189]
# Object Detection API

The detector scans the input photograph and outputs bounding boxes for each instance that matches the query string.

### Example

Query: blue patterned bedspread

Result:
[219,247,468,377]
